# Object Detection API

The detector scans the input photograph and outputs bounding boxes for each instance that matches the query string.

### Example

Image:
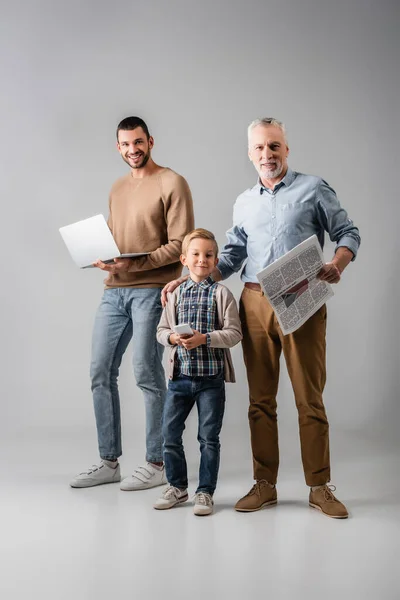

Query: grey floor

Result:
[2,429,400,600]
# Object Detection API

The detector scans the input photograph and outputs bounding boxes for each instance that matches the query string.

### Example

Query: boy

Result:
[154,228,242,516]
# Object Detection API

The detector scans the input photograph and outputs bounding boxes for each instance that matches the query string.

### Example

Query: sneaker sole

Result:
[70,478,121,488]
[309,502,348,519]
[153,495,189,510]
[120,480,166,491]
[194,509,213,516]
[235,499,277,512]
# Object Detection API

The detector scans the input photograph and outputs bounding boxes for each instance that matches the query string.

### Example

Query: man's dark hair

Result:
[116,116,150,140]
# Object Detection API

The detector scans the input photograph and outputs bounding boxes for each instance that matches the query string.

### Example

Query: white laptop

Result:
[59,214,150,269]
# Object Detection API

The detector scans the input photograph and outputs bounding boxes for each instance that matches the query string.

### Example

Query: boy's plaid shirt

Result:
[176,276,224,376]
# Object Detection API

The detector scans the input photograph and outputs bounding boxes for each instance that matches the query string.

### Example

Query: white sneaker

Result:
[120,462,166,491]
[193,492,214,516]
[69,461,121,488]
[154,485,189,510]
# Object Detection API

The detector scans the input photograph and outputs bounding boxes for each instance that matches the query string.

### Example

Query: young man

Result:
[162,118,360,518]
[70,116,194,490]
[154,229,242,515]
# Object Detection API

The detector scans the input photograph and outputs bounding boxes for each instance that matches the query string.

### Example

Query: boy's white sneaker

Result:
[154,485,189,510]
[69,461,121,488]
[193,492,214,516]
[120,462,166,491]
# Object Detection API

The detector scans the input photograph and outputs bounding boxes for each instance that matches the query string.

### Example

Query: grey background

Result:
[1,0,399,470]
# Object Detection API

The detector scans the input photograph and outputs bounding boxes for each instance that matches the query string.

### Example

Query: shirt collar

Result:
[258,167,295,195]
[185,275,214,290]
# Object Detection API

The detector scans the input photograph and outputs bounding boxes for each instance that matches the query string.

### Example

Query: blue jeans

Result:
[90,288,166,462]
[162,373,226,495]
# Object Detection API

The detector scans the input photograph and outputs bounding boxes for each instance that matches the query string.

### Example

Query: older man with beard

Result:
[162,117,360,518]
[70,116,194,491]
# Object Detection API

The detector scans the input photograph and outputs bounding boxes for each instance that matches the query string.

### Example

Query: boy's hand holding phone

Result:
[171,324,206,349]
[170,323,193,347]
[180,329,206,350]
[169,332,184,346]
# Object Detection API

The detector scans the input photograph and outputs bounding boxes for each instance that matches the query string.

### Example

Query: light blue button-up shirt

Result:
[217,168,361,283]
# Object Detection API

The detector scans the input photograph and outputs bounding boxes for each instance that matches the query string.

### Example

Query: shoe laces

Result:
[319,484,338,502]
[194,492,213,506]
[163,485,183,500]
[247,480,271,497]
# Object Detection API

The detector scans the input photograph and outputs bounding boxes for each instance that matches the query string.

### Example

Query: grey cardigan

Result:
[157,283,242,382]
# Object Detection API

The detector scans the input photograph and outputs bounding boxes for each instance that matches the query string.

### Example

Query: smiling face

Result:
[248,124,289,187]
[117,127,154,170]
[181,238,219,283]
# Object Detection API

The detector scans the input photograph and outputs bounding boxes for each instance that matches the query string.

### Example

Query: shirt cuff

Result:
[215,260,234,281]
[335,237,359,261]
[205,333,211,348]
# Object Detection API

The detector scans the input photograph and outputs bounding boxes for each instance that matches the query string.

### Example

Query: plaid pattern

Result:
[176,276,224,377]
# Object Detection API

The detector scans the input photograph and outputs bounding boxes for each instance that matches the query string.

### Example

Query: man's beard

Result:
[260,161,283,180]
[124,150,151,169]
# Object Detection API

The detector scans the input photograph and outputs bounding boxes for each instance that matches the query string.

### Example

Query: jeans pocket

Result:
[204,372,224,380]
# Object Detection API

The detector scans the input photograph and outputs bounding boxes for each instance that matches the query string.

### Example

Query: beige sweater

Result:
[105,167,194,288]
[157,284,242,382]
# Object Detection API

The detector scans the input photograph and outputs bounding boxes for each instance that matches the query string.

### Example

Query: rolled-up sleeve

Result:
[217,225,248,279]
[218,198,249,280]
[316,179,361,260]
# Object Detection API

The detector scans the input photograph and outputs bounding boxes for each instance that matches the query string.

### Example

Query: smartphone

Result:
[174,323,194,336]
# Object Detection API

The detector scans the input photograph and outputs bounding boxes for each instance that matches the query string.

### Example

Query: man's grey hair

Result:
[247,118,288,145]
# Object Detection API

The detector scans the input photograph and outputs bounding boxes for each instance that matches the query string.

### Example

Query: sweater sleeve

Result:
[208,287,242,348]
[128,174,194,272]
[156,290,178,346]
[107,195,113,232]
[156,308,173,346]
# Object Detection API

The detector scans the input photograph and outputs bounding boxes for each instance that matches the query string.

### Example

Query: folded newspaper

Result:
[256,235,333,335]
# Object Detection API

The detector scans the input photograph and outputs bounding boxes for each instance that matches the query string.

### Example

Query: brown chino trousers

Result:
[239,286,330,487]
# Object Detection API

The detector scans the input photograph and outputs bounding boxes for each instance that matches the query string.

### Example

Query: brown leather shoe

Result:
[309,485,348,519]
[235,480,277,512]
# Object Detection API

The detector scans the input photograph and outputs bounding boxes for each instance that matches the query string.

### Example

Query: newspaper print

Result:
[256,235,333,335]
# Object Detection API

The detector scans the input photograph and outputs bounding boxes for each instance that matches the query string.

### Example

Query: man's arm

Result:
[316,179,360,284]
[216,223,248,281]
[93,197,125,273]
[160,230,243,306]
[97,176,194,275]
[161,201,248,305]
[161,263,223,307]
[318,247,354,284]
[128,175,194,272]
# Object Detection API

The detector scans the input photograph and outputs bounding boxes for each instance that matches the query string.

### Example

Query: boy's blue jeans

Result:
[162,373,226,495]
[90,288,166,462]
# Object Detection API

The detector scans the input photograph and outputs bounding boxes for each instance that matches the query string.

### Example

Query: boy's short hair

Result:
[181,228,219,256]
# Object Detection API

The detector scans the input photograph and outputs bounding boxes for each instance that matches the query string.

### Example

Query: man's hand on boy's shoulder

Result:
[180,330,206,350]
[161,266,222,307]
[161,275,188,307]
